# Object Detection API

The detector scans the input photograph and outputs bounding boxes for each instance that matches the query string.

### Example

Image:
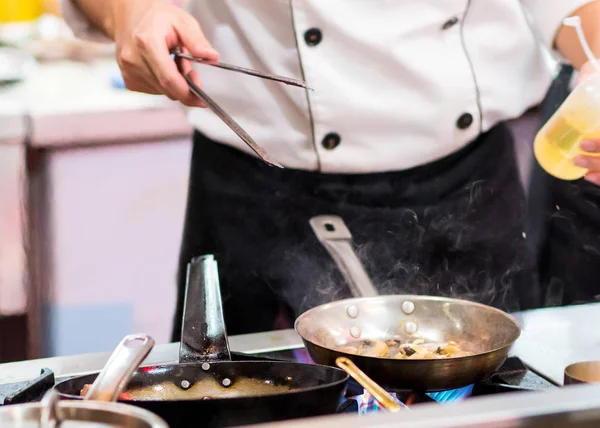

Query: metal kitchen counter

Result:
[511,302,600,385]
[249,382,600,427]
[1,302,599,386]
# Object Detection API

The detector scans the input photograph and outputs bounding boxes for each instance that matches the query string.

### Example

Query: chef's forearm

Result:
[555,1,600,69]
[71,0,121,39]
[71,0,154,40]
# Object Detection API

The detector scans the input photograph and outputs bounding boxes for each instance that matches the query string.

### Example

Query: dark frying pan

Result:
[55,255,348,428]
[294,215,521,392]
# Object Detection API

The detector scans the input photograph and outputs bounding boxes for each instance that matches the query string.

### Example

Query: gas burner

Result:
[427,384,475,403]
[292,348,314,364]
[340,357,558,415]
[351,390,408,414]
[350,384,474,415]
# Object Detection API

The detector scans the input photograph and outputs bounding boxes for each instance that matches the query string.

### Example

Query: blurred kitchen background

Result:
[0,0,553,363]
[0,0,193,362]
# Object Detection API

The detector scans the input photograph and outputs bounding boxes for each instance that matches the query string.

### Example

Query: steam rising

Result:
[270,198,534,318]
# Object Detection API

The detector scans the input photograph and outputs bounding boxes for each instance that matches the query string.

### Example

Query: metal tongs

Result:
[172,47,312,168]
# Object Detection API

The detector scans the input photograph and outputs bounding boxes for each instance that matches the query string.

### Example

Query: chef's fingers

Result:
[120,65,163,95]
[574,154,600,172]
[170,53,205,107]
[183,69,207,107]
[178,53,193,75]
[576,61,597,85]
[123,78,163,95]
[138,34,192,102]
[175,14,220,61]
[584,172,600,186]
[117,46,162,94]
[581,139,600,152]
[139,42,205,107]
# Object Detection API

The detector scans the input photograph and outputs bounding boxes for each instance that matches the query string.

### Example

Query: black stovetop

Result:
[0,352,557,410]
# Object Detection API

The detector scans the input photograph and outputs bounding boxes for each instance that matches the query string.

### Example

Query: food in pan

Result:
[79,383,133,400]
[80,377,294,400]
[338,338,473,359]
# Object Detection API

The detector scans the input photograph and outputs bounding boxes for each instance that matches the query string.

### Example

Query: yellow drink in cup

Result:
[534,73,600,180]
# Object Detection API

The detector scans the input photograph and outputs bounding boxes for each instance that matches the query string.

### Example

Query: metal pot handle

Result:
[39,334,154,426]
[85,334,155,402]
[39,389,61,428]
[309,216,379,297]
[179,255,232,363]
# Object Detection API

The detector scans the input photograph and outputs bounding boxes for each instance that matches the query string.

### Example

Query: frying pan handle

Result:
[335,357,401,412]
[309,216,379,297]
[179,255,232,363]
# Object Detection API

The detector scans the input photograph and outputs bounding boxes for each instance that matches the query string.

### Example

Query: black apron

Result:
[538,176,600,305]
[172,123,540,340]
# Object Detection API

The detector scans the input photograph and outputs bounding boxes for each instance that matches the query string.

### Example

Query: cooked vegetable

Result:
[338,338,472,360]
[357,340,389,358]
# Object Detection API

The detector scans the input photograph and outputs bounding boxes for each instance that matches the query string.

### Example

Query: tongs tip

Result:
[268,160,285,169]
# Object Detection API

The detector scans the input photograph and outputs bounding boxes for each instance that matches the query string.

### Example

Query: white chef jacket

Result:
[62,0,594,173]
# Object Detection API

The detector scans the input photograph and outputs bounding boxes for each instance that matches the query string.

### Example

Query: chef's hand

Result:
[575,61,600,184]
[112,0,219,106]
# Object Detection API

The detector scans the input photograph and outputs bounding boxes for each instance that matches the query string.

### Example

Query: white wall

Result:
[45,138,191,356]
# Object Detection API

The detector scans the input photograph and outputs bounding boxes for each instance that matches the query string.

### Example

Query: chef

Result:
[61,0,600,339]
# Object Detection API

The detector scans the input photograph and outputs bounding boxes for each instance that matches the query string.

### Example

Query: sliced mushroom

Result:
[400,346,416,357]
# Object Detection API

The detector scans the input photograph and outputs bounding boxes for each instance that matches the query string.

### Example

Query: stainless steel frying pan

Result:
[294,215,521,391]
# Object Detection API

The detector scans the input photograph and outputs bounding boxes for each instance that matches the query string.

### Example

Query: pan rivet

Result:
[401,300,415,315]
[350,325,361,338]
[404,321,418,334]
[222,378,232,387]
[201,363,210,371]
[346,305,359,318]
[181,380,190,389]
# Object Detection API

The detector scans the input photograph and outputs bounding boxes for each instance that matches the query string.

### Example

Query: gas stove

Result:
[285,349,557,415]
[0,349,557,419]
[337,354,557,415]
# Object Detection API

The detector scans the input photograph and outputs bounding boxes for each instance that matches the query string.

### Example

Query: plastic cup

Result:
[534,72,600,181]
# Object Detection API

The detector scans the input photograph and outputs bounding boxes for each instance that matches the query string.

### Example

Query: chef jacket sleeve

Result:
[60,0,112,43]
[520,0,598,51]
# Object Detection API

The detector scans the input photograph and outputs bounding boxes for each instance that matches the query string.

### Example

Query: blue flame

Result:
[426,384,474,404]
[355,384,474,414]
[292,348,315,364]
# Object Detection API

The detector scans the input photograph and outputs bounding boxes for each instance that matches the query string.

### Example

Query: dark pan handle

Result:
[1,368,55,405]
[179,255,232,363]
[309,216,379,297]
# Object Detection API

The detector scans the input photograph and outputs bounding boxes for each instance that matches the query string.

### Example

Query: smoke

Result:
[270,194,532,318]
